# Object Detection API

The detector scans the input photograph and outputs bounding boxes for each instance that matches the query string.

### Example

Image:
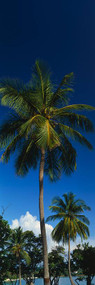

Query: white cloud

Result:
[11,219,19,229]
[11,211,57,252]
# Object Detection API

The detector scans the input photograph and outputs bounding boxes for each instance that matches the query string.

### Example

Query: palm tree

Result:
[46,192,90,285]
[9,227,30,285]
[0,61,94,285]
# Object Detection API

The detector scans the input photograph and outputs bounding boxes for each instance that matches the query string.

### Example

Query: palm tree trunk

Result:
[68,235,76,285]
[39,148,50,285]
[87,276,91,285]
[19,257,21,285]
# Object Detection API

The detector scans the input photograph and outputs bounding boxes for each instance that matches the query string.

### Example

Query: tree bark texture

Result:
[68,235,76,285]
[39,148,50,285]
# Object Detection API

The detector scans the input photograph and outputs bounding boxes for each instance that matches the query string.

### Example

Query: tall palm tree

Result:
[0,61,94,285]
[9,227,30,285]
[46,192,90,285]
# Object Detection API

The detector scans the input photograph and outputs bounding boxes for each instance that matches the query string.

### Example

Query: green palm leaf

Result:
[49,72,74,106]
[47,192,90,242]
[1,134,21,163]
[59,124,93,149]
[36,120,61,149]
[0,114,24,148]
[56,113,94,132]
[53,104,95,115]
[15,140,40,176]
[21,250,31,264]
[44,148,62,181]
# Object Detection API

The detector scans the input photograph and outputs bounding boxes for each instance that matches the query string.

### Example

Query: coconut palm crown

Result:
[46,192,90,242]
[10,227,30,262]
[0,60,94,180]
[9,227,30,285]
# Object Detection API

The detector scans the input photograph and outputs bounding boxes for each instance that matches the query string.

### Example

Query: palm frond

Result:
[19,114,46,137]
[51,220,65,243]
[75,215,90,225]
[0,79,32,118]
[54,113,94,132]
[44,78,54,107]
[52,104,95,115]
[0,79,44,116]
[59,140,77,175]
[51,197,66,210]
[59,124,93,149]
[49,206,65,215]
[1,134,21,163]
[46,212,64,222]
[36,121,61,150]
[63,192,74,206]
[47,192,90,244]
[31,60,51,106]
[44,148,62,181]
[15,140,40,176]
[73,199,91,212]
[49,73,74,106]
[21,250,31,264]
[75,220,90,239]
[35,61,45,101]
[0,115,24,148]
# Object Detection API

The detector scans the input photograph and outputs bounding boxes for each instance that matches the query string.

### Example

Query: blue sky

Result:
[0,0,95,247]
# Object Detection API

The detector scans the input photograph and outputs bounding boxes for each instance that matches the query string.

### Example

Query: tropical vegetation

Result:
[72,243,95,285]
[47,192,90,285]
[8,227,31,285]
[21,231,43,284]
[48,246,65,285]
[1,215,95,285]
[0,60,94,284]
[0,216,43,285]
[0,216,11,285]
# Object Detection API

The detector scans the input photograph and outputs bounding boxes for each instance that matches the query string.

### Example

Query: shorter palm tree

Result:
[46,192,90,285]
[9,227,30,285]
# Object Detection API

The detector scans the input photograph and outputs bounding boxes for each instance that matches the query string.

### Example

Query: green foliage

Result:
[0,60,94,180]
[47,192,90,243]
[9,227,31,264]
[72,243,95,285]
[22,231,43,283]
[0,220,43,283]
[0,216,11,284]
[48,246,65,281]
